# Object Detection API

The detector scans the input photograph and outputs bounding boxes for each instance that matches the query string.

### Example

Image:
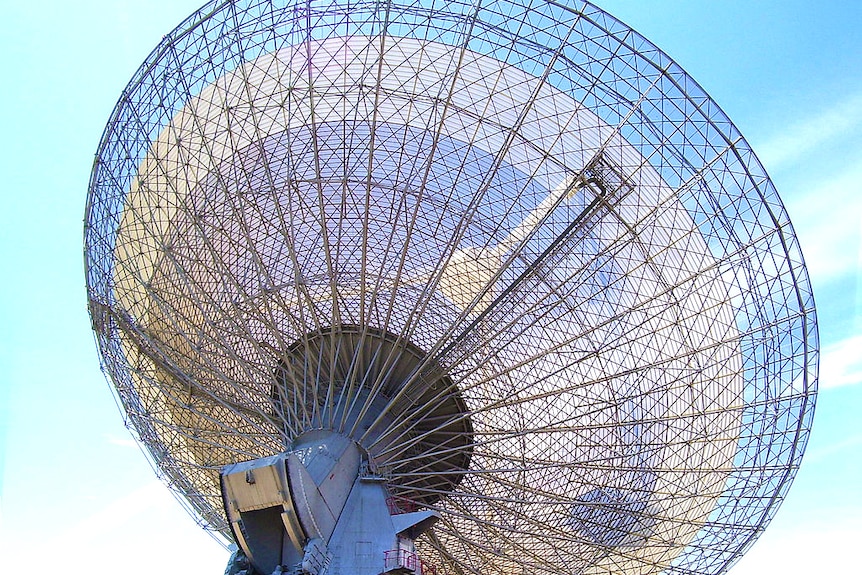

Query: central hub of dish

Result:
[273,325,473,507]
[222,328,473,575]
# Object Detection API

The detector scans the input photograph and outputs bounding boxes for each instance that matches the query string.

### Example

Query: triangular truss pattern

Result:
[85,2,817,575]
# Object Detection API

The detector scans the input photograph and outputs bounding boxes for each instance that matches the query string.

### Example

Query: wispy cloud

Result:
[818,334,862,389]
[756,91,862,171]
[804,432,862,463]
[783,163,862,284]
[760,92,862,287]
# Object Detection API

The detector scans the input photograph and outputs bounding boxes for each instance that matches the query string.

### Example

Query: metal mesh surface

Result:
[85,1,818,574]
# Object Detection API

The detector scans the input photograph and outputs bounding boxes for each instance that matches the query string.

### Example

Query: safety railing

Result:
[383,549,437,575]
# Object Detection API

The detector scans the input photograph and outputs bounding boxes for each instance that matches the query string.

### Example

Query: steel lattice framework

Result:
[85,1,818,574]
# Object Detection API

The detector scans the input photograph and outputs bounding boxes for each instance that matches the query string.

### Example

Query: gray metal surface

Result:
[222,432,439,575]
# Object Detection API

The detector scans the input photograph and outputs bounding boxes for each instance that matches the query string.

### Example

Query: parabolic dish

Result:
[85,1,818,574]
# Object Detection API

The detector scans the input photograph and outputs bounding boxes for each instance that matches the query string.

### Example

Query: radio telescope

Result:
[85,1,818,574]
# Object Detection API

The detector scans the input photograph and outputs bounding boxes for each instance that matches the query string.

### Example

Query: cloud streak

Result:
[756,91,862,287]
[756,91,862,172]
[782,163,862,284]
[818,334,862,389]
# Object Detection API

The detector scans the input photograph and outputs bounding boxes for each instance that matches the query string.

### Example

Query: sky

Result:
[0,1,859,574]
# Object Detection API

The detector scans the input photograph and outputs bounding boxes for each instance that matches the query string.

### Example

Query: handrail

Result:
[383,549,437,575]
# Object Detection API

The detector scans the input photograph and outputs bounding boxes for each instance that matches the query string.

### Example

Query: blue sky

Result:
[1,1,859,574]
